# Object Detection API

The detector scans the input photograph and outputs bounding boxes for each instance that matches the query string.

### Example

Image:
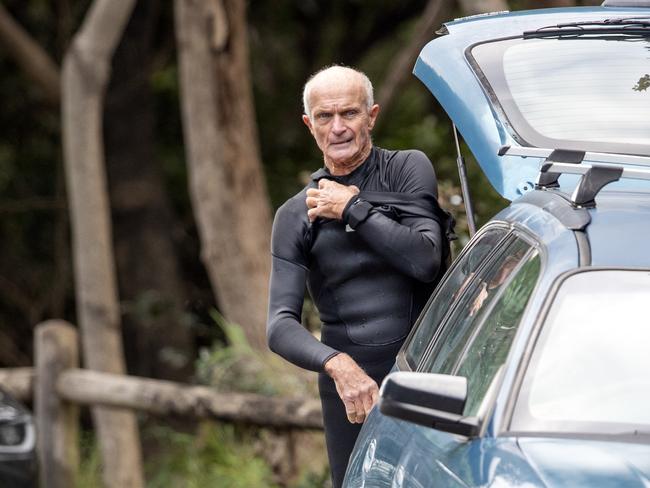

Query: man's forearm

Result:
[349,210,443,283]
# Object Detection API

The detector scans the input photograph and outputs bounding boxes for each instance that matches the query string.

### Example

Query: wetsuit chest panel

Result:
[308,213,415,346]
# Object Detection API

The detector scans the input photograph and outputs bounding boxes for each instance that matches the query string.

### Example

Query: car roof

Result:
[414,6,650,201]
[497,187,650,268]
[581,191,650,267]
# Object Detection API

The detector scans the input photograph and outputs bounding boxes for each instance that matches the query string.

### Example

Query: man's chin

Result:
[327,148,359,166]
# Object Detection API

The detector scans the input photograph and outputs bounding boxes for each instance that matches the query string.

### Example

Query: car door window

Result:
[403,227,509,369]
[456,250,541,416]
[419,237,533,375]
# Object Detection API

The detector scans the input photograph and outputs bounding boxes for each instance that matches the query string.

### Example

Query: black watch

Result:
[344,197,373,229]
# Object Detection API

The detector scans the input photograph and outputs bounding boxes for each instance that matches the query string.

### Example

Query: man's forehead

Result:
[308,72,366,107]
[310,84,365,104]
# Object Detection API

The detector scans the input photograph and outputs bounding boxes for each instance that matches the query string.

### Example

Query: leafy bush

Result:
[146,423,278,488]
[195,311,318,398]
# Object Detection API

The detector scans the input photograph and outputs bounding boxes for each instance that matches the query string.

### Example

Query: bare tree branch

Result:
[0,274,36,322]
[0,197,66,213]
[0,3,60,105]
[376,0,450,119]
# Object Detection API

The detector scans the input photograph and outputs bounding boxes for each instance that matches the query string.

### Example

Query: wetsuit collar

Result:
[310,146,379,186]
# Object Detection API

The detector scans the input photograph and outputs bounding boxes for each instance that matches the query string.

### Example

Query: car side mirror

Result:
[378,372,479,437]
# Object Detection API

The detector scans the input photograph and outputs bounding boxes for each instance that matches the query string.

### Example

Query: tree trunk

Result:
[458,0,509,15]
[105,0,194,381]
[61,1,144,487]
[174,0,272,351]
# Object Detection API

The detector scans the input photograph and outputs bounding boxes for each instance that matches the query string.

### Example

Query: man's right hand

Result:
[324,353,379,424]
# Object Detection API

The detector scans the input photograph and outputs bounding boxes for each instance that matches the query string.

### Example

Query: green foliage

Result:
[633,74,650,92]
[196,311,317,397]
[146,424,278,488]
[79,424,326,488]
[77,432,102,488]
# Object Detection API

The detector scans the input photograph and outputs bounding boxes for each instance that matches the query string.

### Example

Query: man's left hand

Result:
[324,353,379,424]
[306,179,359,222]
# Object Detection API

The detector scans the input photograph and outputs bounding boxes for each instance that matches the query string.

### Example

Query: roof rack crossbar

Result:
[540,162,650,207]
[499,145,650,167]
[542,162,650,180]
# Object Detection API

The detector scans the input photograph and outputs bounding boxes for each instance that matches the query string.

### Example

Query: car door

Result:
[348,225,540,486]
[391,231,541,487]
[399,225,511,371]
[346,226,540,487]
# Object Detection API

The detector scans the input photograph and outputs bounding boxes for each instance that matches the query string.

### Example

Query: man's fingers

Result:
[362,391,374,416]
[342,391,366,423]
[370,388,379,409]
[344,401,356,422]
[306,188,319,198]
[305,196,318,209]
[318,178,333,189]
[352,398,366,424]
[344,400,364,423]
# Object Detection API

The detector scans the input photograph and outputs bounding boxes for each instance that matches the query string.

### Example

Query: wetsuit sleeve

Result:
[346,150,443,283]
[267,204,339,372]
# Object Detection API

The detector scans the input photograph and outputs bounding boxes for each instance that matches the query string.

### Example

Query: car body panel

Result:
[517,438,650,487]
[585,192,650,267]
[414,7,650,200]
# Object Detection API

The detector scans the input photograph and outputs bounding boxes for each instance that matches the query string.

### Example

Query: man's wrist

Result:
[342,194,361,221]
[323,352,342,376]
[343,197,373,229]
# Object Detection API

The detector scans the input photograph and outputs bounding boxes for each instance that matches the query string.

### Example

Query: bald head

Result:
[303,66,374,120]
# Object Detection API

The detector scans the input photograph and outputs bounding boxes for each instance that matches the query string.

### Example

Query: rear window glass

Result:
[470,36,650,156]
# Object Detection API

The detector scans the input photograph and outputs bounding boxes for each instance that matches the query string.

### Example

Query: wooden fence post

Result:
[35,320,79,488]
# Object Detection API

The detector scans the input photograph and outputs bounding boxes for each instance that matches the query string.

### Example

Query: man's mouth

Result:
[330,138,353,147]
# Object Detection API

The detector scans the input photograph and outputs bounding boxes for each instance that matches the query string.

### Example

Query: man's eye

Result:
[316,113,332,121]
[344,110,359,118]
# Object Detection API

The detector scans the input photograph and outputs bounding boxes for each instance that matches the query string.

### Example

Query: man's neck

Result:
[324,145,373,176]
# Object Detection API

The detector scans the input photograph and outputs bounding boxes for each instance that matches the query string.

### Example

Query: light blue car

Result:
[344,1,650,486]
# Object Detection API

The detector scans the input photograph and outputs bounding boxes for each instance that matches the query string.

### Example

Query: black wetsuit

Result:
[267,146,443,487]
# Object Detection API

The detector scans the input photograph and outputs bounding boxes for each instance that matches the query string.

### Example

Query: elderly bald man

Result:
[267,65,444,487]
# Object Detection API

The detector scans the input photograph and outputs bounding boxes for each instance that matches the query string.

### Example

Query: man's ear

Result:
[302,114,314,135]
[367,104,380,130]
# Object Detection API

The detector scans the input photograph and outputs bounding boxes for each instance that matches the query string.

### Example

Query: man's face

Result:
[302,79,379,174]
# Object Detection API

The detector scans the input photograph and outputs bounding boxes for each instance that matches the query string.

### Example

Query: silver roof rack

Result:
[539,161,650,208]
[499,145,650,167]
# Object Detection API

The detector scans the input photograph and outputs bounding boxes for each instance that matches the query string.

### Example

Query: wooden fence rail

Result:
[57,368,323,429]
[0,367,33,402]
[0,321,323,488]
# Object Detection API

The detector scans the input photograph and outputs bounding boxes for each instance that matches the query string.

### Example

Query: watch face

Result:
[348,200,372,228]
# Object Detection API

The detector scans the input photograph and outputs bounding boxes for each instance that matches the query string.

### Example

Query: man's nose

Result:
[331,114,346,133]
